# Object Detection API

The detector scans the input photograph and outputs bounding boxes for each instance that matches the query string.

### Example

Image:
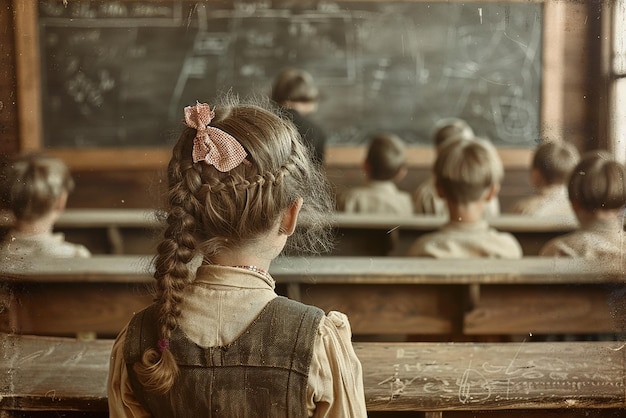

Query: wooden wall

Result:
[1,0,19,157]
[0,1,608,211]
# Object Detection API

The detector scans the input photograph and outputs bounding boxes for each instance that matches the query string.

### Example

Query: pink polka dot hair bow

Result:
[184,102,249,172]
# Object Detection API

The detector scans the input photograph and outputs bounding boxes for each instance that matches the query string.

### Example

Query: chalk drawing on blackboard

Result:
[38,1,542,149]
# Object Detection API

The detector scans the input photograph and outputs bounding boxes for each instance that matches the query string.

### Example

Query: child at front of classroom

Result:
[511,139,580,220]
[539,151,626,260]
[338,133,413,215]
[413,117,501,218]
[271,67,327,165]
[407,137,523,258]
[0,153,91,260]
[107,100,367,417]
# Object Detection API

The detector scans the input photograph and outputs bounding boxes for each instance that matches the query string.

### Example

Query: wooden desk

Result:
[1,333,624,417]
[1,210,605,255]
[1,256,624,339]
[328,212,583,256]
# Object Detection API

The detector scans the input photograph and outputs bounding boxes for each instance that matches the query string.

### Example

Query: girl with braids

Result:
[107,100,367,417]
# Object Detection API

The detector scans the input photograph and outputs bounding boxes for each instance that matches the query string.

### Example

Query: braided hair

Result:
[133,97,334,393]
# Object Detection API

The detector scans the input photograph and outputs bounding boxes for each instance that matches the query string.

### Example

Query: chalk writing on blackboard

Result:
[38,1,542,148]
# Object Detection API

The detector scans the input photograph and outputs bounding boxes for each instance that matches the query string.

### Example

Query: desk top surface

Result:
[1,209,592,231]
[1,333,624,412]
[1,256,624,285]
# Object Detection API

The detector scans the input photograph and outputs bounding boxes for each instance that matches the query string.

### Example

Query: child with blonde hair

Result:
[0,153,90,260]
[107,99,367,417]
[540,151,626,259]
[339,133,413,215]
[407,137,522,258]
[413,117,500,217]
[512,140,580,220]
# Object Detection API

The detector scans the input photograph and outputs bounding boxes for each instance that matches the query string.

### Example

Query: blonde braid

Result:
[133,132,202,393]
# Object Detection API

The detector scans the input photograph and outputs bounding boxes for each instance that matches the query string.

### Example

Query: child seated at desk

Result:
[407,137,523,258]
[511,140,580,220]
[0,153,91,260]
[539,151,626,260]
[338,133,413,215]
[413,117,500,218]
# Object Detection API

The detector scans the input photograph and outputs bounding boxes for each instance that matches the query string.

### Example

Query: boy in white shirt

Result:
[540,151,625,261]
[512,140,580,221]
[339,133,413,215]
[408,137,522,258]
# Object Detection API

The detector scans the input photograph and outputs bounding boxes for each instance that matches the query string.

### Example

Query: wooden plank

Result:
[12,0,41,153]
[541,0,566,139]
[1,256,625,285]
[1,335,624,414]
[1,256,625,338]
[465,285,626,335]
[0,210,588,231]
[0,334,111,412]
[327,146,532,169]
[358,341,626,411]
[1,283,153,337]
[5,210,617,256]
[297,284,463,335]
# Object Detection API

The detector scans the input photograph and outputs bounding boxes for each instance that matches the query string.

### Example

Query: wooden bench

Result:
[1,256,624,340]
[1,209,608,255]
[0,333,624,417]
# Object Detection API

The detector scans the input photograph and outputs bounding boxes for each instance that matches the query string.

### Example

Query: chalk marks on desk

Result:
[377,364,419,401]
[370,344,624,405]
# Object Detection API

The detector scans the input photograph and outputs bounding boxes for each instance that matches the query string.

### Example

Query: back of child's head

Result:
[567,150,626,212]
[365,133,406,181]
[136,97,334,393]
[271,68,319,105]
[1,153,74,222]
[434,137,504,204]
[532,140,580,185]
[431,117,475,149]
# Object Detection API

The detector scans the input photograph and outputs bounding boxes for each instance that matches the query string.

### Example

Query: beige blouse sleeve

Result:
[107,326,151,418]
[307,311,368,418]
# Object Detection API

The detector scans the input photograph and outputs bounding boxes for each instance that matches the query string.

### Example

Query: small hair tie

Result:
[157,338,170,352]
[183,102,250,172]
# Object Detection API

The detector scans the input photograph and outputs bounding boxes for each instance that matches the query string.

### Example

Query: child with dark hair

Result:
[271,68,327,164]
[0,153,90,260]
[339,133,413,215]
[540,151,626,259]
[107,99,367,417]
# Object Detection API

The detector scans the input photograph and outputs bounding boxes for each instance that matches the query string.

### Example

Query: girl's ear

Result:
[280,197,303,236]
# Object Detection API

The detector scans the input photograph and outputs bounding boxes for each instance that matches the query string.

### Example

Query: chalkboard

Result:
[38,1,542,148]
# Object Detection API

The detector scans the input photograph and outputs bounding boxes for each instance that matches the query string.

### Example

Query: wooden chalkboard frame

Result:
[13,0,565,171]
